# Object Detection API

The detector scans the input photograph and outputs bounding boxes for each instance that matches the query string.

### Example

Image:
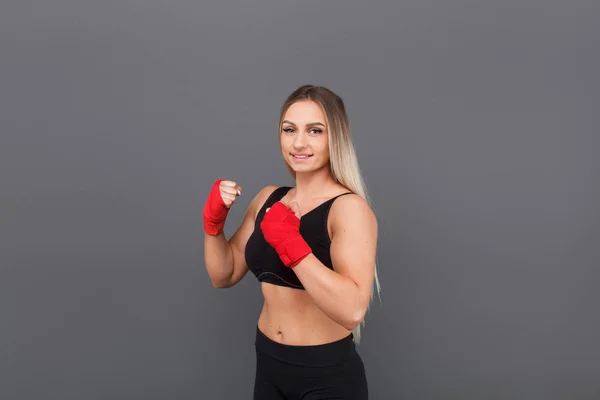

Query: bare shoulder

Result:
[256,184,280,199]
[249,185,280,218]
[329,193,378,237]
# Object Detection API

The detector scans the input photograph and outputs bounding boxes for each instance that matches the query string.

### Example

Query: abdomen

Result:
[257,282,351,345]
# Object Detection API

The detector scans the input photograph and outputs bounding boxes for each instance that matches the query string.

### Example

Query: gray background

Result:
[1,0,599,399]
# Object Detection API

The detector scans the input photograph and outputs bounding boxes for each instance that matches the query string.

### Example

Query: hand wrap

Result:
[203,179,230,236]
[260,202,312,268]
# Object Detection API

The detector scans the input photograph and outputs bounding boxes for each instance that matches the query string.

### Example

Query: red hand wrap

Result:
[260,202,312,268]
[203,179,230,236]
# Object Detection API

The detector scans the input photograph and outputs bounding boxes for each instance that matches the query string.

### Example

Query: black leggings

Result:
[253,326,369,399]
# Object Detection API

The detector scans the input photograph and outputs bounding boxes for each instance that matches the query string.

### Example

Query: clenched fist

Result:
[260,201,312,268]
[203,179,242,236]
[218,180,242,208]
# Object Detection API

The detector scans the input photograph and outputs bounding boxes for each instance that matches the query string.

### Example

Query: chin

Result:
[290,164,328,175]
[286,163,309,172]
[289,165,310,173]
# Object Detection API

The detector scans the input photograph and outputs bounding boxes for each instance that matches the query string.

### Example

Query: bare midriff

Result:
[257,282,351,345]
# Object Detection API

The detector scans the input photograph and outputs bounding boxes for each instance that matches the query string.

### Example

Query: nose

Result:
[294,133,305,149]
[293,132,307,149]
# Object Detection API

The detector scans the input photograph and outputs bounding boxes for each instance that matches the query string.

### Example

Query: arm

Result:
[292,195,378,331]
[204,185,278,288]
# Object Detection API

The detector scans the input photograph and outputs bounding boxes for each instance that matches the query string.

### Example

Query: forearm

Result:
[292,253,365,331]
[204,232,234,288]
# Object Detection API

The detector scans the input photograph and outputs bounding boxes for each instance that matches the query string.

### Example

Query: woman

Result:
[203,85,380,399]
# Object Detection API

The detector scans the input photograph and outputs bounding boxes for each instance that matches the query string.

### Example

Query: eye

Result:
[282,127,295,134]
[310,128,323,135]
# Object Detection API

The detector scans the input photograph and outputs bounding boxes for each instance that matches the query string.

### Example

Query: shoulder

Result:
[329,193,378,236]
[249,185,282,218]
[255,185,281,202]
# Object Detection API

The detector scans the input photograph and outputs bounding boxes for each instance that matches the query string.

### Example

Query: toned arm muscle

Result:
[292,194,378,329]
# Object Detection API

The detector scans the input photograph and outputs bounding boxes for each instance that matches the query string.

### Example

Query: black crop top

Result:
[244,186,354,289]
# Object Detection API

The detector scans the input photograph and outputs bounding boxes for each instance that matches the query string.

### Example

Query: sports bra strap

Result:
[331,192,354,200]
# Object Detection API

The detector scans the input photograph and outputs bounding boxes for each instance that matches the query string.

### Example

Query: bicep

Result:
[329,197,378,299]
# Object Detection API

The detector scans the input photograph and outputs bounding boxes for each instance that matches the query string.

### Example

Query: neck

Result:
[293,166,336,200]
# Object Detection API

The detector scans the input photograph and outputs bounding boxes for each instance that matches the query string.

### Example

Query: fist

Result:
[266,201,300,218]
[203,178,241,236]
[260,201,312,268]
[218,180,242,209]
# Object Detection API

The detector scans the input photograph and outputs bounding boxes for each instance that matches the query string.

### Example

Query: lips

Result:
[291,153,313,159]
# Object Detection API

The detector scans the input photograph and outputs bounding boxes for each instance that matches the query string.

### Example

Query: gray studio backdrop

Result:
[1,1,599,399]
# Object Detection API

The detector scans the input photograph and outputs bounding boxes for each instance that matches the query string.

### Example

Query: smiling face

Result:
[280,100,330,174]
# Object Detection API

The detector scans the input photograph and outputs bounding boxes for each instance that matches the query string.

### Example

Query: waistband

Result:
[254,326,355,367]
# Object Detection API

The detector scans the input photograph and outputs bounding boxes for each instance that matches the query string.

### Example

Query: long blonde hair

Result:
[278,85,381,343]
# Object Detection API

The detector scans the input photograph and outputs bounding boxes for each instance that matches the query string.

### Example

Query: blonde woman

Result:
[203,85,380,399]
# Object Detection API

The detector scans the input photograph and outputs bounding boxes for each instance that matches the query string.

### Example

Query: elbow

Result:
[342,307,367,331]
[211,279,232,289]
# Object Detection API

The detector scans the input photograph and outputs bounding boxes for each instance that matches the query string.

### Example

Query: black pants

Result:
[253,326,368,399]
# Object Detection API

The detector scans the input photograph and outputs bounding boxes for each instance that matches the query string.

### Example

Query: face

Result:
[280,100,330,173]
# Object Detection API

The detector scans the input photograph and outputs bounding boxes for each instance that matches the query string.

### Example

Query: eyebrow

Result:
[282,120,326,127]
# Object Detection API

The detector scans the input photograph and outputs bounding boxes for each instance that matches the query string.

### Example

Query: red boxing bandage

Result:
[260,202,312,268]
[203,179,230,236]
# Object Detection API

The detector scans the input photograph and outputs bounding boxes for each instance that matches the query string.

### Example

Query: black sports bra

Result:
[244,186,354,289]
